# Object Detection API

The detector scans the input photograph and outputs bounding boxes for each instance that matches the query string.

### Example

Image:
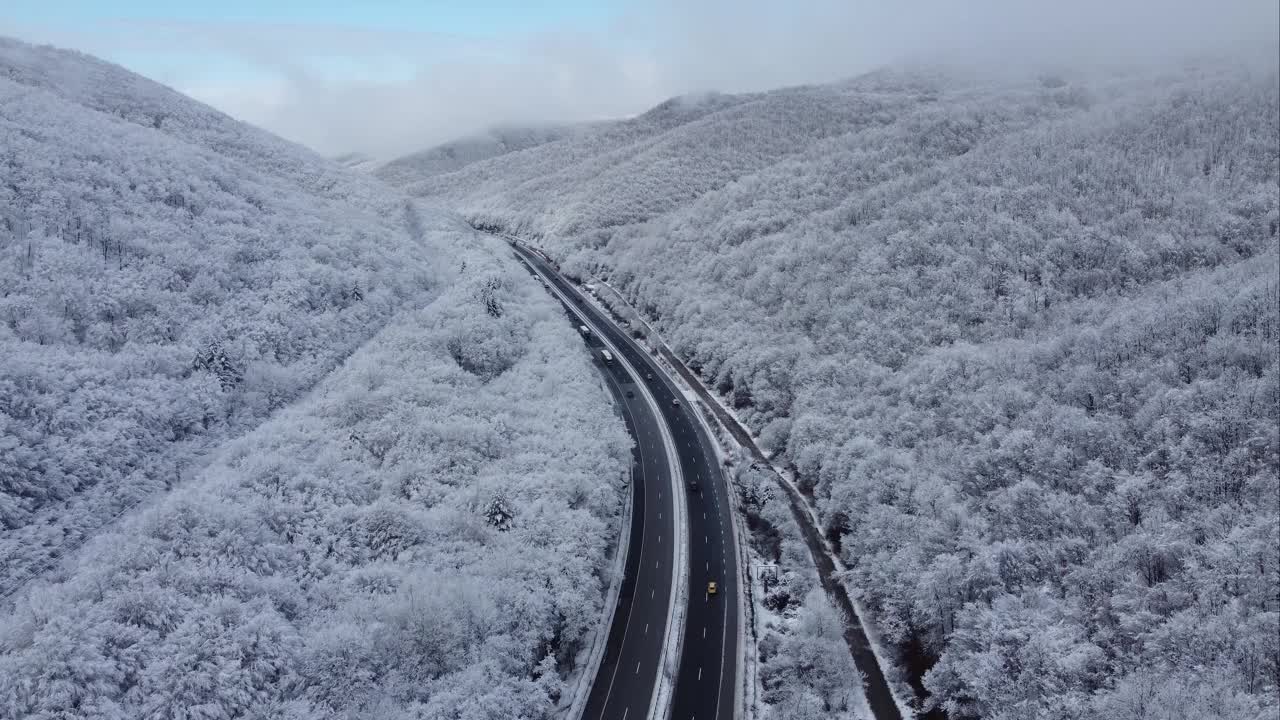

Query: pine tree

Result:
[193,341,242,389]
[484,491,515,531]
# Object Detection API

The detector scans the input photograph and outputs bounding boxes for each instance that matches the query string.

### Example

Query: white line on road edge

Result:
[509,238,688,720]
[504,237,635,720]
[613,309,688,720]
[604,269,907,719]
[581,272,754,720]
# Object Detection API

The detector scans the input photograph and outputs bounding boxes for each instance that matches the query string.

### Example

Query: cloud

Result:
[195,29,664,159]
[644,0,1279,91]
[6,1,1276,158]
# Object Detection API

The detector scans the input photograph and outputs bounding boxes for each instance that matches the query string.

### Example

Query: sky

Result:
[3,0,1276,159]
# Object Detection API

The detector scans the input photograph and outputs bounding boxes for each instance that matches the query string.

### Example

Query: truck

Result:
[601,349,614,365]
[579,325,591,337]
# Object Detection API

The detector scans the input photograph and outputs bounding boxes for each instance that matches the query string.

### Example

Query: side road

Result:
[655,344,906,720]
[550,261,910,720]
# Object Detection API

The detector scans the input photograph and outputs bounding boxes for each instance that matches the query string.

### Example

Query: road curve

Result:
[509,245,676,720]
[509,239,740,720]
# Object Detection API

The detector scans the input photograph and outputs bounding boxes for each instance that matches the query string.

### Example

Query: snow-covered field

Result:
[387,62,1280,718]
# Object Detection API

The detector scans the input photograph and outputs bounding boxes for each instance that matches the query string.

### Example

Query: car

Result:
[707,581,718,596]
[688,479,698,491]
[625,390,634,398]
[671,398,681,407]
[645,372,653,380]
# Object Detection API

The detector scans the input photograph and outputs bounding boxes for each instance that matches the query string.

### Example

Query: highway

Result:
[510,239,740,720]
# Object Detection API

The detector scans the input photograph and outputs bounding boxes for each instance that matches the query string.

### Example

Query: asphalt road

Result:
[510,247,674,720]
[656,348,908,720]
[511,241,739,720]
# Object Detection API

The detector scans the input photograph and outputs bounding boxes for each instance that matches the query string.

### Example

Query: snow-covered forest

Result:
[376,125,589,187]
[387,62,1280,718]
[0,36,451,591]
[0,36,631,718]
[730,451,872,719]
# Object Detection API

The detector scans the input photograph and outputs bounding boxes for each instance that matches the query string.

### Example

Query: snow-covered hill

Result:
[0,36,630,719]
[333,151,380,172]
[1,35,455,590]
[387,63,1280,718]
[374,124,590,186]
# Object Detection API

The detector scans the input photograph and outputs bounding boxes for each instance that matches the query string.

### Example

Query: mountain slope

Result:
[0,36,631,719]
[333,151,379,172]
[0,37,446,589]
[0,227,631,719]
[374,124,588,186]
[386,63,1280,718]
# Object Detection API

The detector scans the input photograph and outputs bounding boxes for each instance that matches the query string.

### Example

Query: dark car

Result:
[625,390,634,398]
[688,478,698,491]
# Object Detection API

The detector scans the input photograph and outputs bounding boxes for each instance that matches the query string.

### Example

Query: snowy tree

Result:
[384,60,1280,716]
[484,491,516,531]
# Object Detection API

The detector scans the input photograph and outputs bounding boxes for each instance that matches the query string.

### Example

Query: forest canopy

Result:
[389,61,1280,718]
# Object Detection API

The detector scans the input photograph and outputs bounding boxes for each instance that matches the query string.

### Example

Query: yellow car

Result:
[707,581,718,596]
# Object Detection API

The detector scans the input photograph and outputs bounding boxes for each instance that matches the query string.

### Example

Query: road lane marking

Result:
[577,336,653,720]
[523,247,703,717]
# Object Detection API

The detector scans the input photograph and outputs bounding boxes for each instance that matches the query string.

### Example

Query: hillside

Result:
[387,62,1280,718]
[0,227,631,719]
[374,124,588,186]
[0,36,446,590]
[0,37,632,718]
[333,151,379,172]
